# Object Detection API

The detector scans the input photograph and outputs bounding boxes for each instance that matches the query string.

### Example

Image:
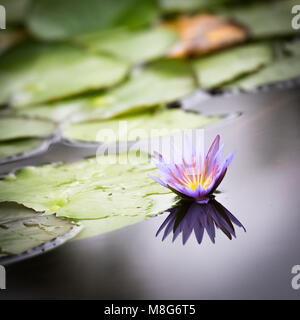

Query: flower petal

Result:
[149,175,168,188]
[209,152,235,193]
[205,135,220,166]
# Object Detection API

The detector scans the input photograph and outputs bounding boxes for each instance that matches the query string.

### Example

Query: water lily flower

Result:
[157,199,246,245]
[150,135,234,204]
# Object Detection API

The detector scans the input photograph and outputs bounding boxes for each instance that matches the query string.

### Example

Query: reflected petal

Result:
[156,199,245,245]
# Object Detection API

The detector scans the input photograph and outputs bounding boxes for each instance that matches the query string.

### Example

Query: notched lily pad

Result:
[0,117,56,142]
[0,42,129,107]
[15,59,197,121]
[0,202,81,264]
[220,0,300,38]
[14,97,89,122]
[27,0,159,40]
[0,138,49,163]
[193,43,273,89]
[63,108,221,143]
[285,40,300,56]
[75,28,178,65]
[74,215,146,240]
[69,59,197,120]
[0,152,178,221]
[159,0,228,13]
[224,56,300,91]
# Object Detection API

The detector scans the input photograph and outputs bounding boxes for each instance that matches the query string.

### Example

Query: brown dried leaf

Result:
[0,29,28,54]
[163,14,248,58]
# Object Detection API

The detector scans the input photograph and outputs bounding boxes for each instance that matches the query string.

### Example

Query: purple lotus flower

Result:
[157,200,246,245]
[150,135,234,204]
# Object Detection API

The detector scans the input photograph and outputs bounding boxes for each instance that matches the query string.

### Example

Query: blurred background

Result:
[0,0,300,299]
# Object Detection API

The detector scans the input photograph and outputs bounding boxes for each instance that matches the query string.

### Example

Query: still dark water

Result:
[1,87,300,299]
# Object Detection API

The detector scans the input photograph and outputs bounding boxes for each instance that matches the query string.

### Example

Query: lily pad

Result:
[0,139,47,162]
[82,60,197,120]
[0,151,178,221]
[193,43,273,89]
[15,59,197,121]
[220,0,300,38]
[285,41,300,56]
[75,28,178,65]
[27,0,159,40]
[63,108,220,143]
[74,215,146,240]
[159,0,229,13]
[0,42,129,107]
[0,117,56,142]
[14,98,88,122]
[225,55,300,90]
[0,202,81,262]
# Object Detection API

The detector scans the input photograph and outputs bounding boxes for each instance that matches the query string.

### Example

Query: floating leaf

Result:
[0,152,178,220]
[193,43,273,89]
[0,139,46,162]
[15,59,197,121]
[0,42,129,107]
[225,56,300,90]
[0,202,81,261]
[285,41,300,56]
[162,14,248,58]
[63,108,220,143]
[27,0,159,40]
[14,98,88,122]
[0,117,56,142]
[75,28,178,65]
[159,0,231,13]
[74,215,146,240]
[81,60,197,120]
[220,0,300,38]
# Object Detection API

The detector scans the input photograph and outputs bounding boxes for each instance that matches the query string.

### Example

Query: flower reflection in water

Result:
[156,198,245,245]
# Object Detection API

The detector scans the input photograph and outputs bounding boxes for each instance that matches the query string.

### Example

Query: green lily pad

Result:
[0,42,129,107]
[0,117,56,142]
[81,59,197,120]
[0,139,47,162]
[285,41,300,56]
[159,0,229,13]
[74,215,146,240]
[0,151,178,221]
[220,0,300,38]
[15,59,197,121]
[75,28,178,65]
[27,0,159,40]
[63,108,220,143]
[193,43,273,89]
[14,98,88,122]
[225,55,300,90]
[0,202,81,260]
